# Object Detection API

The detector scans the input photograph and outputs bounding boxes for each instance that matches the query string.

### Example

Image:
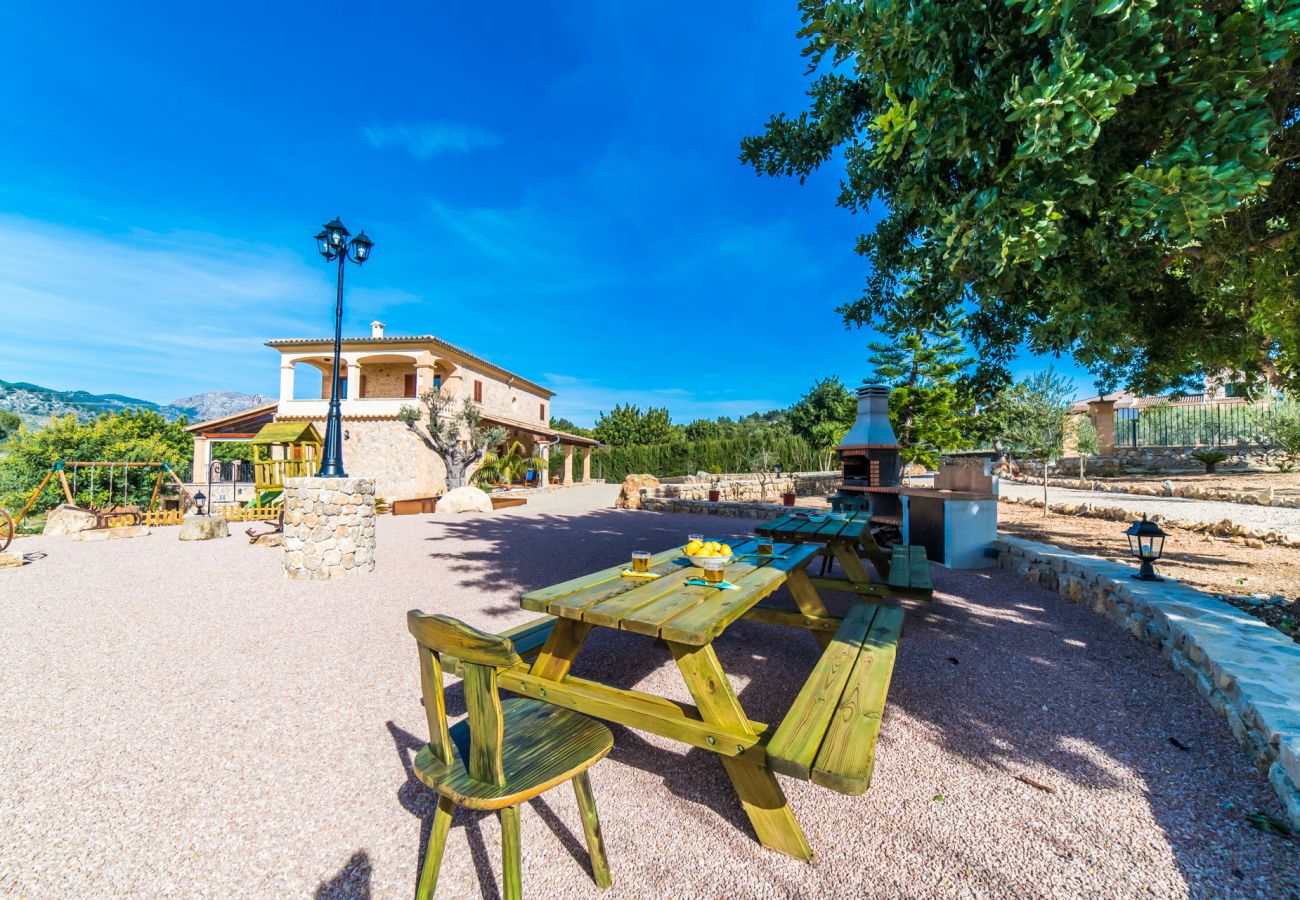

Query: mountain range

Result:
[0,380,274,426]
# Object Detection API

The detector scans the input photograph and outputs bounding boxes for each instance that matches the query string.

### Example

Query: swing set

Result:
[5,460,194,542]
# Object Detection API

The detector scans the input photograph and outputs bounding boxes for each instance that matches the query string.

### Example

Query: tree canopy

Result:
[868,319,975,471]
[742,0,1300,396]
[591,404,679,447]
[787,376,857,449]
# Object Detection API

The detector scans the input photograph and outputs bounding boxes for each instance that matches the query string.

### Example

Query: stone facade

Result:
[1019,446,1297,476]
[299,419,442,505]
[994,535,1300,829]
[1005,472,1300,509]
[281,477,376,579]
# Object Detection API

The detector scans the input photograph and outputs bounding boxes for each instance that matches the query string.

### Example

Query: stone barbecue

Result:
[281,476,376,579]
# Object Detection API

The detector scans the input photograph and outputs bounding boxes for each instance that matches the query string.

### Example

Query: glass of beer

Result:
[631,550,651,573]
[688,533,704,545]
[755,535,775,557]
[702,557,726,586]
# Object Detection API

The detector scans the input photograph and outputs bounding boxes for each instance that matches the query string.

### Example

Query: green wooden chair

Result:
[406,611,614,899]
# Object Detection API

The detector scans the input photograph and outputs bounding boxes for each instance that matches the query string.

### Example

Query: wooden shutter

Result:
[474,380,483,403]
[404,373,416,398]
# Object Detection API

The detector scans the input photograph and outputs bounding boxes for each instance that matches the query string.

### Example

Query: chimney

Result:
[371,321,385,339]
[837,385,897,449]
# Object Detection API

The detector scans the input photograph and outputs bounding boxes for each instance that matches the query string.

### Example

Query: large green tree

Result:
[591,404,679,447]
[0,409,192,513]
[788,376,857,453]
[742,0,1300,395]
[0,410,22,444]
[868,319,975,472]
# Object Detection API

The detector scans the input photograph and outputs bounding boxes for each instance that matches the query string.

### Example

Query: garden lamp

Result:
[194,491,207,516]
[1125,514,1167,582]
[313,216,376,478]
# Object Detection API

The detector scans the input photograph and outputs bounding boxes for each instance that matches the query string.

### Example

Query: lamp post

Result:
[1125,514,1167,581]
[313,217,375,478]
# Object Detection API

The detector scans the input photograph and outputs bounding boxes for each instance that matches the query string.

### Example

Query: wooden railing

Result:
[140,509,185,527]
[221,505,283,522]
[254,458,315,491]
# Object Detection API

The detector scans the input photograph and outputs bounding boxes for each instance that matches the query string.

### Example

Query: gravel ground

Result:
[999,481,1300,540]
[1,483,1296,899]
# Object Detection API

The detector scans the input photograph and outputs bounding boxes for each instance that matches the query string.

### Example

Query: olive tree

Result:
[398,392,507,490]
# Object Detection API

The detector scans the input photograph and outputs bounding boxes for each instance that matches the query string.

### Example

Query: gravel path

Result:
[1,483,1296,898]
[999,480,1300,539]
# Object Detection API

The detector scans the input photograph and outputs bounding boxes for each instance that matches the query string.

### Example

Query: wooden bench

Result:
[886,545,933,593]
[764,603,905,795]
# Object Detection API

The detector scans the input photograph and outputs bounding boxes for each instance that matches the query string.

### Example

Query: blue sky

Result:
[0,3,1090,426]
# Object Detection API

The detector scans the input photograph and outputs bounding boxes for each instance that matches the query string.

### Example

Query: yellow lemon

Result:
[707,541,721,551]
[698,548,715,558]
[719,544,733,557]
[685,540,703,555]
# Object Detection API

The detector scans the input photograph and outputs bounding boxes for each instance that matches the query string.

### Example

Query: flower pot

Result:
[782,492,796,506]
[708,490,720,502]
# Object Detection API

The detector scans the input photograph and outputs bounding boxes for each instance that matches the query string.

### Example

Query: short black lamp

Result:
[774,463,783,476]
[1125,514,1167,581]
[194,491,207,517]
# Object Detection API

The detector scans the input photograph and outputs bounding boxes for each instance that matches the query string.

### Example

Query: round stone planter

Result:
[281,477,376,579]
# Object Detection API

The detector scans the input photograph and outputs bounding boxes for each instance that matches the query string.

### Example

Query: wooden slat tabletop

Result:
[520,540,821,646]
[755,512,870,542]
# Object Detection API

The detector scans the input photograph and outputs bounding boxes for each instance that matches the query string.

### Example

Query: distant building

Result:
[186,321,598,503]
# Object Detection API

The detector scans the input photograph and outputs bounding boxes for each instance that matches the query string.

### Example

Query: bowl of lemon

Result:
[684,539,733,568]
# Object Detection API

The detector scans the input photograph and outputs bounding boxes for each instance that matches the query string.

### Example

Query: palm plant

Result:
[474,441,542,490]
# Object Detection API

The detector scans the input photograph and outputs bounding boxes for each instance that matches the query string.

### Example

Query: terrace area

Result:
[1,484,1295,898]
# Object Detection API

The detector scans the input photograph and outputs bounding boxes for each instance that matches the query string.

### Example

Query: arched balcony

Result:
[277,352,457,418]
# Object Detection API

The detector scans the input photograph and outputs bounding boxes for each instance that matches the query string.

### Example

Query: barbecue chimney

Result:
[837,385,900,489]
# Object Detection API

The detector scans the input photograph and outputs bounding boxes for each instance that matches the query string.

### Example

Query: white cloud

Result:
[542,373,780,428]
[0,215,334,400]
[363,122,500,160]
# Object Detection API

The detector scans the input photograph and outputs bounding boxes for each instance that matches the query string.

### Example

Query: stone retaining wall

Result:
[994,535,1300,828]
[652,471,841,503]
[640,497,821,519]
[1005,473,1299,509]
[281,477,377,579]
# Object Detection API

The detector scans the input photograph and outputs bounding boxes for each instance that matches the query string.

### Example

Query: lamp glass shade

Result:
[323,217,350,248]
[1124,516,1166,561]
[314,230,332,258]
[349,230,374,263]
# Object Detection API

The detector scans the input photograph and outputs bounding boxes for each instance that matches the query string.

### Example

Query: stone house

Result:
[188,322,599,502]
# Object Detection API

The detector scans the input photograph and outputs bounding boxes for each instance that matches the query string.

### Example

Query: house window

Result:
[433,373,442,390]
[404,373,417,398]
[359,374,368,398]
[473,380,483,403]
[540,403,546,422]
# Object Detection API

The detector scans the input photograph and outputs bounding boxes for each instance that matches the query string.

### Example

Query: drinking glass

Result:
[702,557,726,586]
[688,533,704,545]
[755,535,775,557]
[631,550,651,573]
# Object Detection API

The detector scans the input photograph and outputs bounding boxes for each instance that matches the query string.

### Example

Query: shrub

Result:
[1190,449,1229,474]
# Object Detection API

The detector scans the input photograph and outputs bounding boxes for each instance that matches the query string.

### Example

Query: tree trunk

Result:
[1042,460,1049,515]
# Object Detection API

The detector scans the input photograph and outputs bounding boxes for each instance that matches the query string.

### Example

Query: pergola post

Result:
[582,447,592,483]
[563,444,575,486]
[192,436,211,485]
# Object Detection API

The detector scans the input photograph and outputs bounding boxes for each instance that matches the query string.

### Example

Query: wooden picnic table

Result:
[755,511,933,601]
[449,538,905,863]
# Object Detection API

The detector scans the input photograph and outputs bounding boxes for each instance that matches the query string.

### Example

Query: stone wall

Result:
[993,535,1300,829]
[640,497,820,519]
[303,418,443,502]
[652,472,841,503]
[452,361,550,425]
[1004,473,1300,509]
[361,363,412,398]
[1018,446,1296,475]
[282,477,376,579]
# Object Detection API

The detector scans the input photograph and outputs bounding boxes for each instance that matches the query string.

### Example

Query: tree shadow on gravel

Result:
[314,850,372,899]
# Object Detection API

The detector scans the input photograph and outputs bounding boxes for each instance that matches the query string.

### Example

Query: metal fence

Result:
[1116,400,1295,448]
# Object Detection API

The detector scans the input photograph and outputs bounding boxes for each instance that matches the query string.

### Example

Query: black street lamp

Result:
[1125,514,1167,581]
[313,217,375,478]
